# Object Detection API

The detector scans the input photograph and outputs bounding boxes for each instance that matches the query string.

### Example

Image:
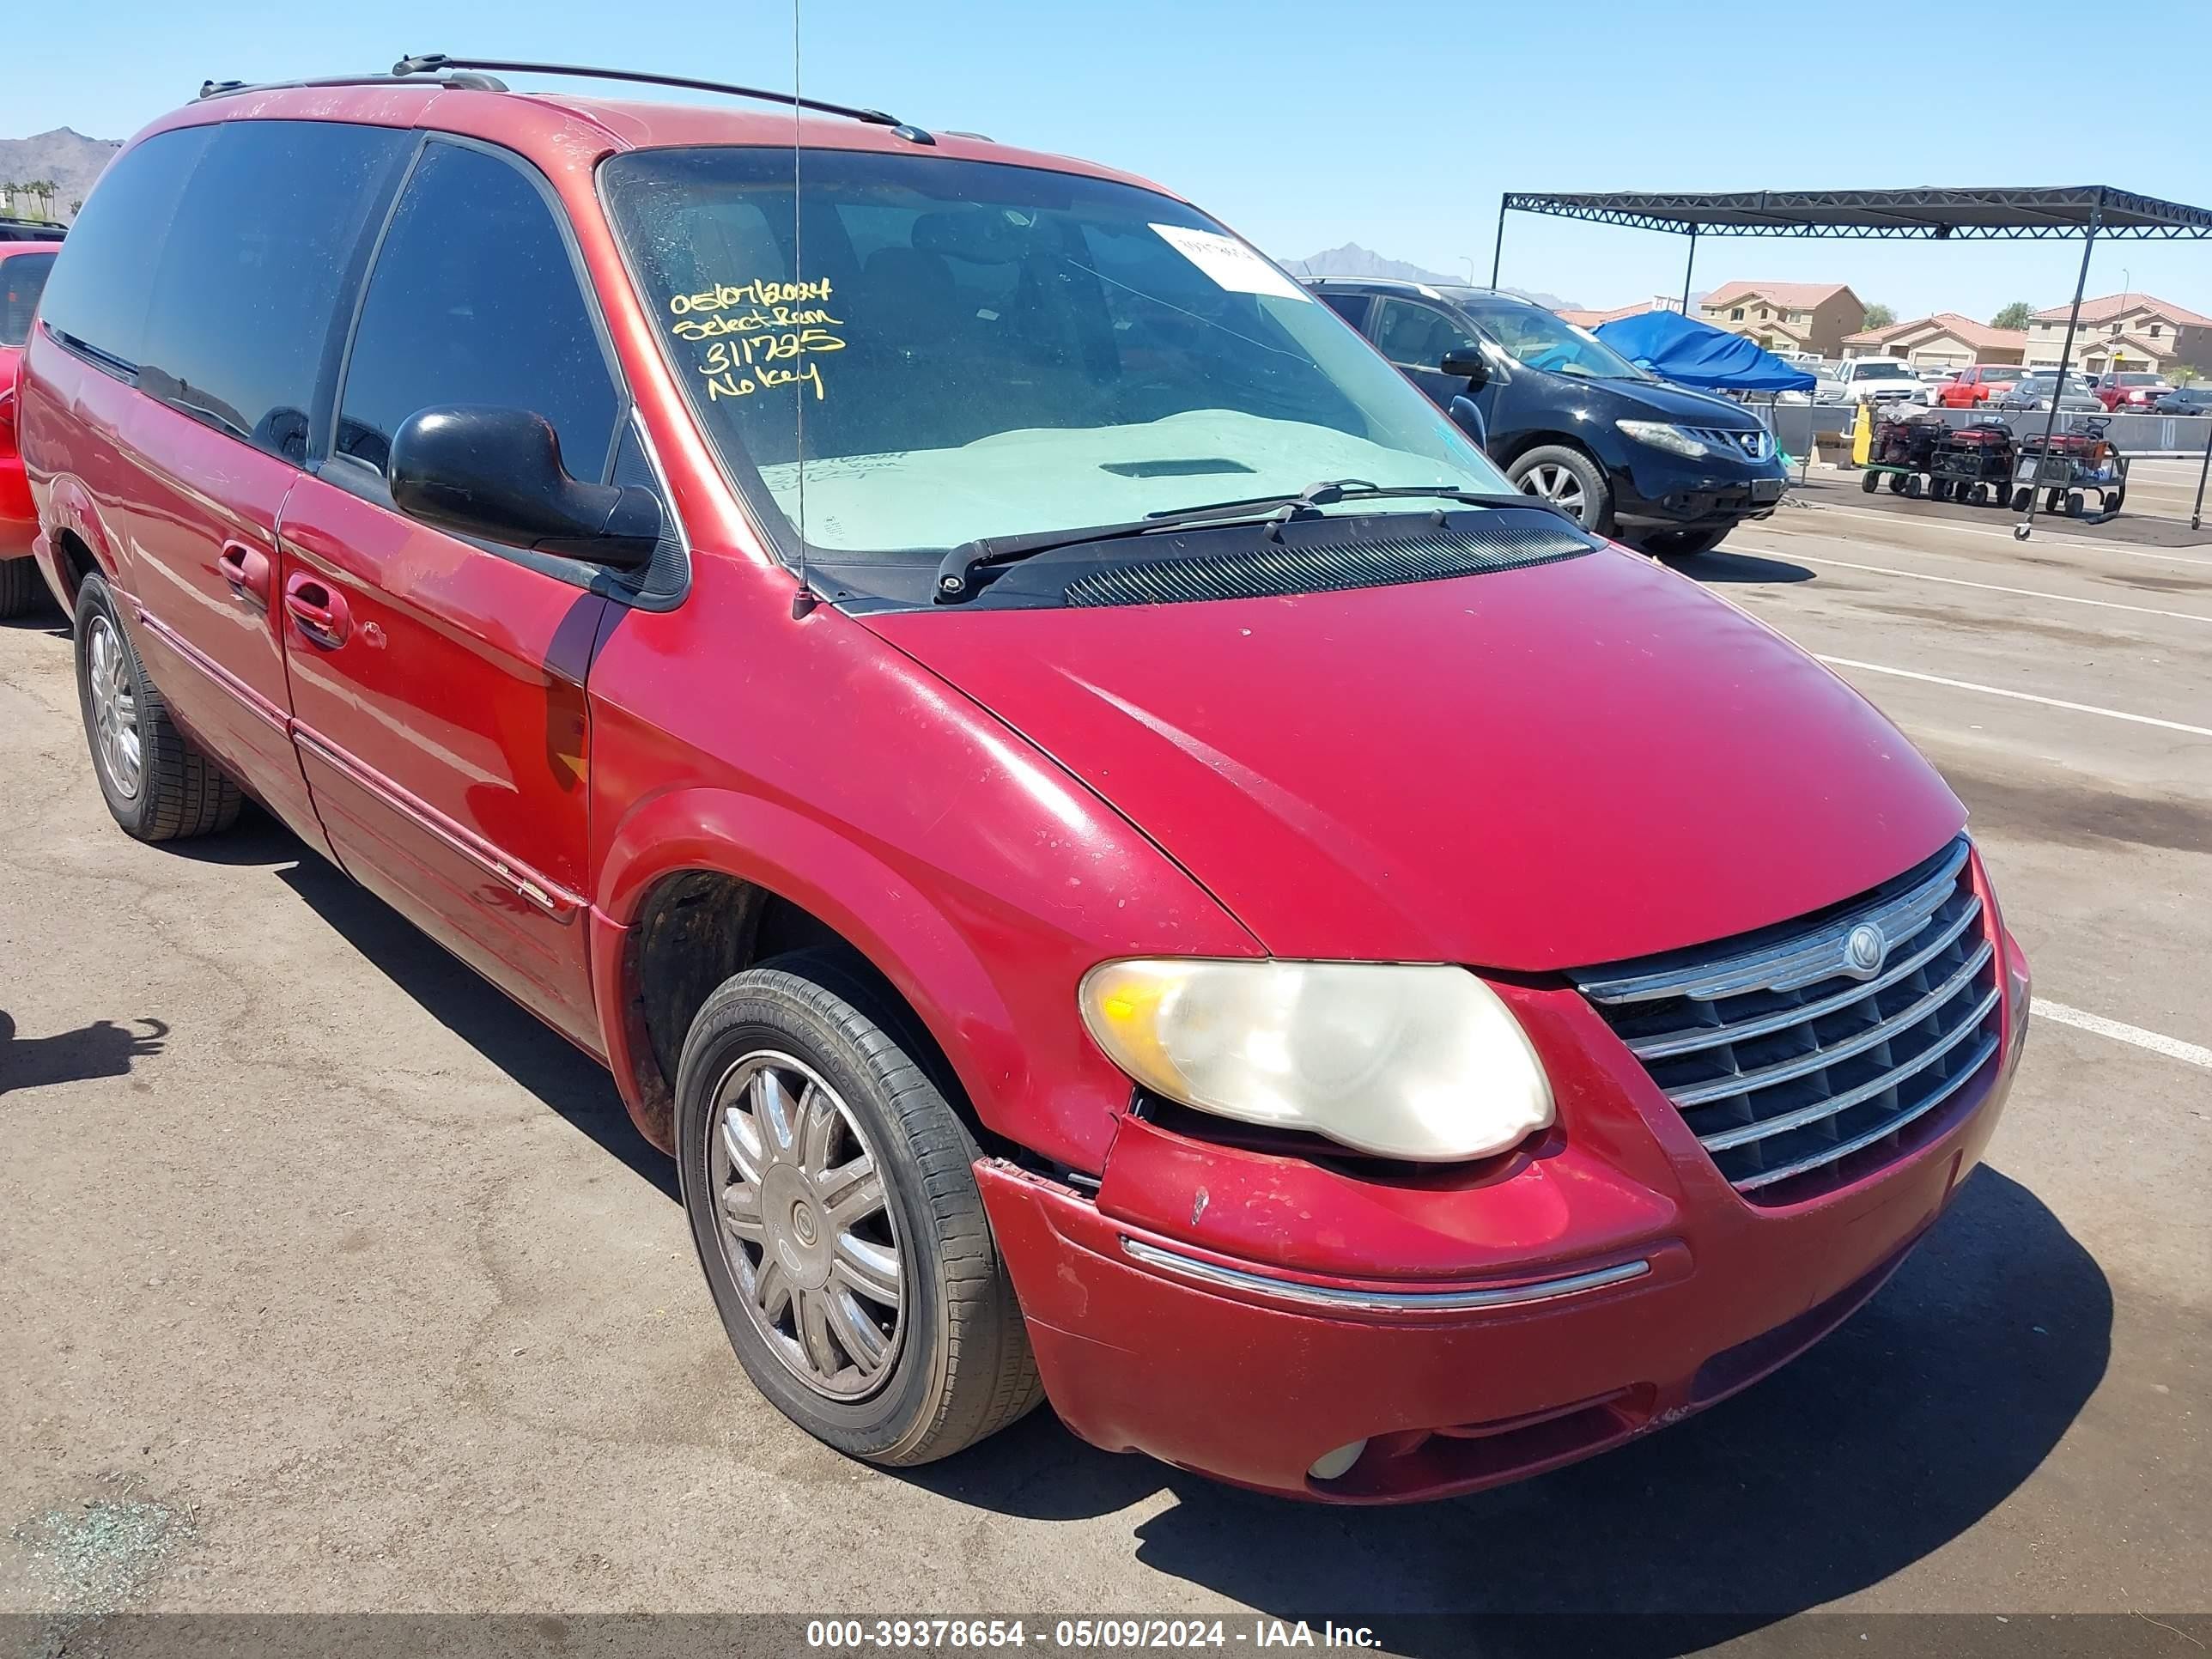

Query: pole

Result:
[2192,417,2211,532]
[1680,225,1698,315]
[1489,196,1506,290]
[2018,195,2100,542]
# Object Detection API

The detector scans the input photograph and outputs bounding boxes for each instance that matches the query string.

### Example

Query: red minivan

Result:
[19,60,2032,1502]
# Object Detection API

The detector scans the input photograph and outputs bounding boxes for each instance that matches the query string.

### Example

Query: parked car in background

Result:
[2092,372,2172,412]
[1992,373,2103,412]
[20,69,2029,1505]
[1,237,63,616]
[2153,386,2212,416]
[0,216,70,244]
[1934,363,2027,409]
[1816,357,1920,405]
[1311,279,1788,558]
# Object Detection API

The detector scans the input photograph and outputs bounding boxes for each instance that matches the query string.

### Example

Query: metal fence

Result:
[1759,400,2212,463]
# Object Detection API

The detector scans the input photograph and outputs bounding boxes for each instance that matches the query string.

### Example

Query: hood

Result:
[1572,373,1763,428]
[865,545,1965,971]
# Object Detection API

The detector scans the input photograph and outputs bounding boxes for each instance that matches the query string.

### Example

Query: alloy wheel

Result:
[706,1049,905,1400]
[86,614,143,799]
[1519,463,1589,523]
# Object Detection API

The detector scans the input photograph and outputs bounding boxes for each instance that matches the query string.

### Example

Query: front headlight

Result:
[1615,419,1713,459]
[1079,959,1553,1162]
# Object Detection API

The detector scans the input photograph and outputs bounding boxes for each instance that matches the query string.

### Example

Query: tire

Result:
[675,946,1043,1467]
[0,555,45,619]
[1904,475,1923,498]
[1887,471,1908,494]
[1505,445,1612,533]
[2066,491,2085,518]
[2011,489,2033,513]
[1928,480,1952,502]
[1638,525,1729,561]
[73,574,244,842]
[1861,469,1881,494]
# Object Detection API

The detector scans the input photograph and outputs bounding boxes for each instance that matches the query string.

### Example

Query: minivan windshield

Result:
[1443,293,1650,382]
[602,149,1513,556]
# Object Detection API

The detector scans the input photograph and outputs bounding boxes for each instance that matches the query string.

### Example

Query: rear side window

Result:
[333,142,619,482]
[2,252,58,348]
[34,126,213,369]
[137,120,411,460]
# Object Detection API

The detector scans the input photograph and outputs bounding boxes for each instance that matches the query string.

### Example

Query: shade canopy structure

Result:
[1489,183,2212,536]
[1595,310,1817,394]
[1498,186,2212,242]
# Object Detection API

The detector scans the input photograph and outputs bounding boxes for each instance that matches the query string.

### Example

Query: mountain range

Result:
[0,129,122,222]
[1283,242,1576,311]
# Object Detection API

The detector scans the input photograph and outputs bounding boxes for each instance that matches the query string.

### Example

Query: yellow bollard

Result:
[1851,401,1874,468]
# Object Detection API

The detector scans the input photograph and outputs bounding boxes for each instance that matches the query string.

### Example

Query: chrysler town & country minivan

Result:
[18,59,2031,1502]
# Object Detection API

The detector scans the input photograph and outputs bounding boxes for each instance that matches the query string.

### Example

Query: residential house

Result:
[2023,293,2212,379]
[1838,313,2026,368]
[1697,281,1864,359]
[1554,296,1684,329]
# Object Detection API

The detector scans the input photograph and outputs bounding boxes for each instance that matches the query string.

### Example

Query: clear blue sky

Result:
[12,0,2212,325]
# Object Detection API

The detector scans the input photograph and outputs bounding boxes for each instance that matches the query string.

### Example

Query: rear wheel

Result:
[73,574,243,842]
[1904,475,1923,498]
[1928,479,1953,502]
[676,947,1042,1467]
[1887,471,1909,494]
[1861,469,1881,494]
[1638,525,1730,561]
[0,556,45,619]
[2011,488,2033,513]
[1505,445,1612,533]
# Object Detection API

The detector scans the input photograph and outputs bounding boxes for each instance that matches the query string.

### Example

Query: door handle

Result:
[283,571,352,647]
[216,541,272,606]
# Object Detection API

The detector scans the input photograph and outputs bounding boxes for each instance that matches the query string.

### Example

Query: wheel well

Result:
[51,528,95,606]
[619,872,979,1150]
[1492,431,1601,472]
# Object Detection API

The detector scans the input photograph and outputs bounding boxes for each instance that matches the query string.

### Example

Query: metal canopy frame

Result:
[1490,185,2212,538]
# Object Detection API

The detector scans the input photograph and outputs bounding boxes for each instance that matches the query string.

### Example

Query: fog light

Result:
[1307,1439,1367,1481]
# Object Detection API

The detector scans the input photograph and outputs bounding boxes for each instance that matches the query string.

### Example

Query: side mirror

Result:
[1440,346,1490,386]
[387,405,661,573]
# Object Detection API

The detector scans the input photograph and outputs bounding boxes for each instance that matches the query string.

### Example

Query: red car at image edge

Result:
[16,62,2032,1503]
[1,237,64,614]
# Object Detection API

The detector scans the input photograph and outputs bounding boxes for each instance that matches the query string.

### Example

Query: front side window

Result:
[1449,294,1649,382]
[601,147,1509,556]
[1369,298,1477,370]
[335,142,619,482]
[1,252,57,348]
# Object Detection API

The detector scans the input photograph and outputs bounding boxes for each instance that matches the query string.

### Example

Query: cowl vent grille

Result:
[1060,521,1595,608]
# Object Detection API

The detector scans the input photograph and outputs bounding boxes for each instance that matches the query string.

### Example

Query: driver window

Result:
[1370,298,1475,372]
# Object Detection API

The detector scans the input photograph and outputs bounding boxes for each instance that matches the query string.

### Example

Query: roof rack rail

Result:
[198,70,508,101]
[390,54,935,145]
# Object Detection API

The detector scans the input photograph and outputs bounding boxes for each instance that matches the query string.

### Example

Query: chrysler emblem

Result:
[1844,923,1887,977]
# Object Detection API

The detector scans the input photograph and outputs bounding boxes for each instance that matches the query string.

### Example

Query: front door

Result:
[277,138,626,1050]
[1368,296,1492,446]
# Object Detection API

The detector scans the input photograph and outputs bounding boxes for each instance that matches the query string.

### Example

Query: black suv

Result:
[1314,280,1788,558]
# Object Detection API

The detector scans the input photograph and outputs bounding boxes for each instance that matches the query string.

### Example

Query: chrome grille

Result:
[1571,840,1999,1200]
[1683,427,1773,462]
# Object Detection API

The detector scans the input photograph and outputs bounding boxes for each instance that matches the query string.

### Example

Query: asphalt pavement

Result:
[2,495,2205,1656]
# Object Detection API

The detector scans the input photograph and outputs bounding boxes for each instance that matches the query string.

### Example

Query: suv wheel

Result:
[675,947,1043,1466]
[1507,446,1613,534]
[1639,525,1730,561]
[74,574,244,842]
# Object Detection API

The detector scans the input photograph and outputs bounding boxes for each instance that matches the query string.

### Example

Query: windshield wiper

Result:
[932,480,1539,603]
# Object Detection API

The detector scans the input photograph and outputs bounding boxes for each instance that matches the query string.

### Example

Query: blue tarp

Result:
[1594,310,1818,392]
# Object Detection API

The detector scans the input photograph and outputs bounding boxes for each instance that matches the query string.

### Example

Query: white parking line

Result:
[2036,1000,2212,1069]
[1814,656,2212,738]
[1737,548,2212,626]
[1789,502,2212,567]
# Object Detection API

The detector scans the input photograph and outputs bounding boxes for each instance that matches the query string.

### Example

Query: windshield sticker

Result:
[665,278,846,402]
[1147,225,1310,302]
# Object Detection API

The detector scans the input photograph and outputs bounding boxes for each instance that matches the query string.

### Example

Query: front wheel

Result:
[1505,445,1613,534]
[0,555,46,619]
[675,947,1043,1467]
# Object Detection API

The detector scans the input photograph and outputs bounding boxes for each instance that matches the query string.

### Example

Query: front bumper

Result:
[1612,456,1791,530]
[977,932,2028,1504]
